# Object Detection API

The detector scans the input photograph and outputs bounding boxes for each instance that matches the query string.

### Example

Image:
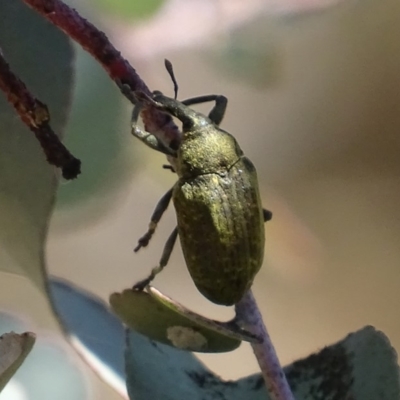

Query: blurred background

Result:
[1,0,400,398]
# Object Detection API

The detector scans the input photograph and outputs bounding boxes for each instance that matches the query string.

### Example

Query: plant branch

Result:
[0,48,80,179]
[235,291,295,400]
[22,0,181,147]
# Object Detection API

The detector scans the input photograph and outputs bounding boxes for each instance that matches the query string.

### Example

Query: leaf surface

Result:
[125,326,400,400]
[0,0,74,291]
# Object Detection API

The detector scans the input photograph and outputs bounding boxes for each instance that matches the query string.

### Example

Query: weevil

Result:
[132,60,272,306]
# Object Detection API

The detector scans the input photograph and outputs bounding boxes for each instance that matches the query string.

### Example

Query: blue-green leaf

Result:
[56,47,132,220]
[125,326,400,400]
[0,0,74,291]
[49,278,126,396]
[0,312,89,400]
[110,287,242,353]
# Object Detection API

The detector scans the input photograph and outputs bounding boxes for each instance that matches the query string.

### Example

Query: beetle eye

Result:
[169,138,180,151]
[182,119,194,131]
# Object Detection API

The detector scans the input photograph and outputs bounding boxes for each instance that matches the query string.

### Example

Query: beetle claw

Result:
[133,278,151,291]
[134,222,158,252]
[134,235,151,252]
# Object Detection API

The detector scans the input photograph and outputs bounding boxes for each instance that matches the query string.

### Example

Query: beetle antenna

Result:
[164,59,178,100]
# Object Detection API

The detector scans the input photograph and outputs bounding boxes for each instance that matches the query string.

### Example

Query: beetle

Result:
[131,61,272,306]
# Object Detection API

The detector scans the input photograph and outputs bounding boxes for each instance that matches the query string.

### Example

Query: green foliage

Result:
[125,326,400,400]
[211,18,279,87]
[0,0,74,291]
[111,288,245,353]
[93,0,165,20]
[57,47,131,211]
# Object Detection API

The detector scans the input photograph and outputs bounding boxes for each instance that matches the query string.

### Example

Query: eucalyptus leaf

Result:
[147,286,259,343]
[0,312,90,400]
[110,288,242,353]
[0,331,35,393]
[57,46,130,216]
[210,18,279,88]
[93,0,165,20]
[0,0,74,291]
[49,277,127,397]
[125,326,400,400]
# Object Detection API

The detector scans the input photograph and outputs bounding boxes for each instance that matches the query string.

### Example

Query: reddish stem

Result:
[24,0,146,93]
[0,50,80,179]
[22,0,180,145]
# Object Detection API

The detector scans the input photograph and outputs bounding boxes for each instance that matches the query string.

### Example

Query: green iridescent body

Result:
[132,83,270,306]
[173,125,265,305]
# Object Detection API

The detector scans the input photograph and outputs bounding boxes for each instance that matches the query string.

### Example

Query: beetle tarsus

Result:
[133,278,151,291]
[163,164,176,173]
[134,221,158,252]
[131,100,176,156]
[134,189,174,252]
[134,233,152,252]
[181,94,227,126]
[132,264,163,291]
[134,228,178,289]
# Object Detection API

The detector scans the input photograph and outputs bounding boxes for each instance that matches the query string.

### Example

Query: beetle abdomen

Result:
[173,156,265,305]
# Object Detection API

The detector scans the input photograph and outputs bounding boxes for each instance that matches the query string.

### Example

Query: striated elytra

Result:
[131,61,271,306]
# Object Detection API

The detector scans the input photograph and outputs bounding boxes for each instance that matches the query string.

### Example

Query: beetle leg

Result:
[263,209,273,222]
[131,103,176,156]
[162,164,176,173]
[134,188,174,252]
[133,227,179,290]
[181,95,228,126]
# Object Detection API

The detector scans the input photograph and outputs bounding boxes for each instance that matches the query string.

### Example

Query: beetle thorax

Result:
[176,125,243,178]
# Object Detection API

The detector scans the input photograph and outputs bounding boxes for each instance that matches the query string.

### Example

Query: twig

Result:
[235,291,295,400]
[0,48,81,179]
[22,0,181,147]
